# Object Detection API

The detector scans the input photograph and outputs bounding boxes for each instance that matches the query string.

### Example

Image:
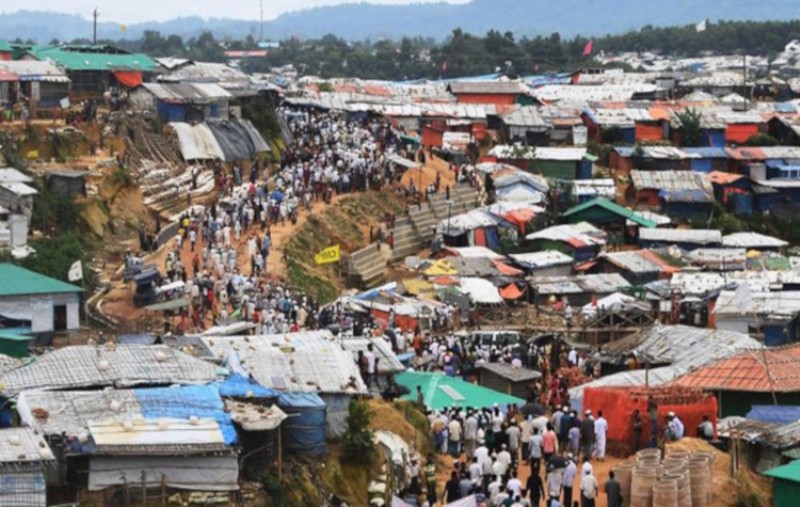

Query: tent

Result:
[395,371,524,411]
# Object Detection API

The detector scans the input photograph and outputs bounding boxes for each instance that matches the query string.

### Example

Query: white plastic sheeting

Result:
[88,455,239,491]
[170,123,225,161]
[459,278,503,304]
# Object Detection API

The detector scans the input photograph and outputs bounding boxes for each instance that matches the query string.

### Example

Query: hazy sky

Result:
[5,1,470,23]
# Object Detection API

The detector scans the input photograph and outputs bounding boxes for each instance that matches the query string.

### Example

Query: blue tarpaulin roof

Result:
[214,373,276,398]
[277,392,326,409]
[135,385,237,445]
[747,405,800,425]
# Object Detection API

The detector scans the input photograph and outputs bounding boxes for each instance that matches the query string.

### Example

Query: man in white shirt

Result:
[520,416,533,463]
[448,417,462,457]
[497,444,512,472]
[468,457,482,486]
[507,469,523,499]
[580,468,598,507]
[529,427,544,478]
[464,410,479,459]
[562,454,577,507]
[594,410,609,461]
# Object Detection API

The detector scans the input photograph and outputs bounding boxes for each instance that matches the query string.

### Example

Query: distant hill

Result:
[1,1,799,42]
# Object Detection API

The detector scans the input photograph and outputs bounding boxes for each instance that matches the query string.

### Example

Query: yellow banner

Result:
[315,245,341,265]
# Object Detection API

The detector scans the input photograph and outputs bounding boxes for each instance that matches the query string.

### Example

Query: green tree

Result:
[675,108,703,147]
[743,134,779,147]
[341,401,375,466]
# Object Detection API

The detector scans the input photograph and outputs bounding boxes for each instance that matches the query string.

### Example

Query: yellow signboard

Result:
[315,245,341,265]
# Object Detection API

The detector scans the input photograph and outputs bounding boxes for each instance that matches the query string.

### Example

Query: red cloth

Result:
[499,284,525,300]
[582,40,594,56]
[114,71,143,88]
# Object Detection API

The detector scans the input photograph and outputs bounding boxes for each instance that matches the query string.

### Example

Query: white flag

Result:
[730,282,753,314]
[68,260,83,282]
[695,19,708,33]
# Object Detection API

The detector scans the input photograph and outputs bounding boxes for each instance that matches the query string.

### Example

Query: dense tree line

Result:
[34,19,800,80]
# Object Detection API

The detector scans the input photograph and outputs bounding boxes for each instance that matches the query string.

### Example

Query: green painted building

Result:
[764,460,799,507]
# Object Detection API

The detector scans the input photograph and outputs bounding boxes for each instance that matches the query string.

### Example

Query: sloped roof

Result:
[631,170,713,192]
[448,81,526,95]
[0,427,53,464]
[639,228,721,245]
[564,198,656,228]
[671,345,800,393]
[601,250,680,274]
[0,264,83,297]
[764,459,800,483]
[396,371,524,410]
[199,330,367,395]
[32,45,158,72]
[0,345,221,396]
[722,232,788,249]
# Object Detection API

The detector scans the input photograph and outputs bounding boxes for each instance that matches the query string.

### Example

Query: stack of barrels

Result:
[615,447,715,507]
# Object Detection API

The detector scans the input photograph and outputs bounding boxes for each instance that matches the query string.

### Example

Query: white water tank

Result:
[8,214,28,247]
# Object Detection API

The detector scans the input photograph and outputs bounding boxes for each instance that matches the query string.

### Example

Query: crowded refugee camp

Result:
[8,2,800,506]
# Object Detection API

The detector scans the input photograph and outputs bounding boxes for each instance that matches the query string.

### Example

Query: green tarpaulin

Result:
[395,371,524,411]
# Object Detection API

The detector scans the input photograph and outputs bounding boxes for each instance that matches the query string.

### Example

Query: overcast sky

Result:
[5,1,469,23]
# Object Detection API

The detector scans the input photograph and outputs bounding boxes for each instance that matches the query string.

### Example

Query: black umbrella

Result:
[546,454,568,471]
[520,402,545,418]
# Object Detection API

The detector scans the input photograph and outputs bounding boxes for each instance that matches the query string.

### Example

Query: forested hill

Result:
[2,0,800,42]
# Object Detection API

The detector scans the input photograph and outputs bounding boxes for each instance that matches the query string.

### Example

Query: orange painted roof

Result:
[671,345,800,392]
[499,283,526,300]
[639,249,681,274]
[362,85,391,97]
[707,171,745,185]
[493,261,524,277]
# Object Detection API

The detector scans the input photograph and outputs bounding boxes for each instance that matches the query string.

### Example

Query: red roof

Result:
[499,283,525,300]
[0,69,18,82]
[671,345,800,393]
[708,171,745,185]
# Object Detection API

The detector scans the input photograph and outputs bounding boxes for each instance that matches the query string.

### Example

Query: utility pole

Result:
[260,0,265,42]
[93,8,99,45]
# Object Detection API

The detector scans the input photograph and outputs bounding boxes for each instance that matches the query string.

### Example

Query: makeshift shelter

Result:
[597,250,680,285]
[671,344,800,417]
[477,363,541,398]
[764,460,800,507]
[582,386,717,455]
[509,251,574,277]
[0,263,83,339]
[276,393,327,455]
[570,325,761,411]
[0,428,54,507]
[629,170,715,219]
[714,290,800,346]
[525,222,607,261]
[16,385,241,497]
[199,330,367,438]
[396,371,524,411]
[529,273,631,306]
[0,344,221,397]
[638,228,722,250]
[0,60,69,109]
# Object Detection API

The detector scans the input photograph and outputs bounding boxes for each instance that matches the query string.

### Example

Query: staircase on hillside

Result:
[347,184,481,288]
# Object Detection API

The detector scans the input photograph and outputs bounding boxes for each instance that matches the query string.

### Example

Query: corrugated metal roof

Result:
[32,45,157,72]
[0,428,53,463]
[671,344,800,393]
[530,273,630,295]
[199,330,367,395]
[0,345,220,396]
[639,228,722,245]
[340,337,404,373]
[141,82,232,103]
[631,170,713,191]
[722,232,788,249]
[478,362,541,381]
[601,250,678,274]
[448,81,527,95]
[510,250,573,269]
[501,106,549,127]
[488,145,587,160]
[715,290,800,319]
[564,198,657,228]
[0,168,32,184]
[0,60,68,82]
[571,325,761,403]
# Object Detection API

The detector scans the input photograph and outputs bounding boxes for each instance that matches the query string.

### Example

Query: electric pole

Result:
[93,8,99,44]
[259,0,264,42]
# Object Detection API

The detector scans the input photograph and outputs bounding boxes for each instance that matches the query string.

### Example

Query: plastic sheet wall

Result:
[582,387,717,455]
[277,393,327,455]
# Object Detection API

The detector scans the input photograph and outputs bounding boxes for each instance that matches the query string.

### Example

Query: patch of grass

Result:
[286,259,338,303]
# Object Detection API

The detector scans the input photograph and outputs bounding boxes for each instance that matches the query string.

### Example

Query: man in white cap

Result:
[665,412,685,442]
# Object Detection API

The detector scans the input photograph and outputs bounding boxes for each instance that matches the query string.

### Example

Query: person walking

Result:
[562,454,577,507]
[580,411,595,460]
[530,427,544,478]
[605,470,623,507]
[580,467,598,507]
[424,454,437,504]
[525,469,546,506]
[594,411,608,462]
